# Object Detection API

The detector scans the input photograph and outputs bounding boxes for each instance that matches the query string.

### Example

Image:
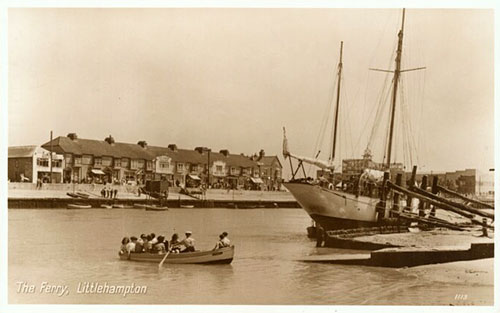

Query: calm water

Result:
[9,208,492,305]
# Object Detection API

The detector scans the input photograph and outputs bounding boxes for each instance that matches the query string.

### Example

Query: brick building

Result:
[39,133,283,189]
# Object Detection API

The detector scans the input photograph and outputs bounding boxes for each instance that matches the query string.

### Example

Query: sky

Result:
[7,8,495,177]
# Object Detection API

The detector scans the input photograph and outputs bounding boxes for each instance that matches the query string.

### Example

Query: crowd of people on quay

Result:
[119,231,231,255]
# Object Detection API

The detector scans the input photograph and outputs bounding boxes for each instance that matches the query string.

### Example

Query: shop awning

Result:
[91,169,105,175]
[188,174,201,180]
[136,169,143,175]
[250,177,264,184]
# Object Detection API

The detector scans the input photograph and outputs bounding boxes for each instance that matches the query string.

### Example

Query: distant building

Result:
[42,134,155,184]
[8,145,64,183]
[413,169,478,195]
[254,149,283,191]
[341,149,402,182]
[38,133,282,189]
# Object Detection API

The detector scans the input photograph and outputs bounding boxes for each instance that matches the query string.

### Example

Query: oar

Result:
[158,251,170,268]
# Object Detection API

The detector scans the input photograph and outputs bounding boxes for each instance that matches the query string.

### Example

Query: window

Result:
[102,157,112,166]
[114,159,121,167]
[216,165,223,173]
[52,160,62,168]
[74,156,82,165]
[130,159,139,169]
[177,163,184,172]
[37,158,49,167]
[137,159,145,168]
[94,158,102,166]
[191,164,198,173]
[14,160,18,168]
[65,154,72,165]
[146,161,153,170]
[160,162,169,169]
[121,158,129,168]
[82,155,93,165]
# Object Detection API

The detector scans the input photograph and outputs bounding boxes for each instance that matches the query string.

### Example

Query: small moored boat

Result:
[67,203,92,209]
[100,204,113,209]
[180,204,195,208]
[112,204,125,209]
[119,246,235,264]
[134,203,168,211]
[76,192,90,199]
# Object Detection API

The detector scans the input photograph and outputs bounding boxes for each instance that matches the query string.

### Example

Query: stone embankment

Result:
[7,183,299,209]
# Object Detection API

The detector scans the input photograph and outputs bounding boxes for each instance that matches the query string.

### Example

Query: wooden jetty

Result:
[299,242,493,268]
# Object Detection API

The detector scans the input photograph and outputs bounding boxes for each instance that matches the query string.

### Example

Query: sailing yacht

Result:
[283,9,425,230]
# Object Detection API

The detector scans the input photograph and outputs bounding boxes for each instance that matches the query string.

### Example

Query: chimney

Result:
[104,135,115,145]
[67,133,78,141]
[258,149,265,160]
[219,149,229,157]
[137,140,147,148]
[195,147,204,154]
[168,144,178,152]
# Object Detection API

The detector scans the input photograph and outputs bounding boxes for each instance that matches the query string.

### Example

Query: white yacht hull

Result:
[284,182,380,230]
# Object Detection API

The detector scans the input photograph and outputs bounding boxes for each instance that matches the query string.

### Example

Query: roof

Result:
[41,135,280,169]
[8,145,38,158]
[42,137,156,160]
[147,146,206,164]
[258,155,282,168]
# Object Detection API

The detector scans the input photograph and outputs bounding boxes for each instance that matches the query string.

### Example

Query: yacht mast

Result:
[331,41,343,162]
[386,9,405,169]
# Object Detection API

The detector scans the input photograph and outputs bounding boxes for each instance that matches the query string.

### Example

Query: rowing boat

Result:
[100,204,113,209]
[180,204,195,208]
[134,203,168,211]
[119,246,235,264]
[67,204,92,209]
[112,204,124,208]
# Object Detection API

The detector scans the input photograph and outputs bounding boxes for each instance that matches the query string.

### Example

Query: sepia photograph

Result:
[1,2,497,311]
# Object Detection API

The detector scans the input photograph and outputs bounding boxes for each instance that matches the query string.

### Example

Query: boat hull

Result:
[67,204,92,209]
[134,204,168,211]
[119,246,234,264]
[284,182,379,230]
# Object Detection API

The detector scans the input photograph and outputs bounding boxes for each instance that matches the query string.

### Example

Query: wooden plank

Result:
[410,185,494,220]
[438,185,494,210]
[387,181,475,219]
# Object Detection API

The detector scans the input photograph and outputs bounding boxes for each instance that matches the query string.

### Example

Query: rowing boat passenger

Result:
[170,233,181,253]
[135,236,144,253]
[154,236,166,253]
[120,237,130,254]
[150,233,158,245]
[127,237,137,254]
[221,231,231,247]
[143,235,152,252]
[213,234,225,250]
[180,231,195,253]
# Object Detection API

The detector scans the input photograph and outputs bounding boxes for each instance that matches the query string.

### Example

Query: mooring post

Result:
[392,173,403,214]
[406,165,417,211]
[377,171,390,220]
[482,218,489,237]
[430,175,438,217]
[418,175,428,217]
